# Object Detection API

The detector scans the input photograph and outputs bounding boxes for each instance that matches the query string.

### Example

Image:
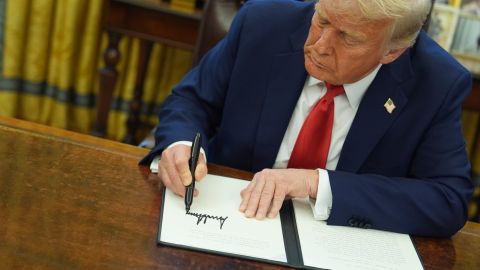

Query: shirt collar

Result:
[306,64,382,110]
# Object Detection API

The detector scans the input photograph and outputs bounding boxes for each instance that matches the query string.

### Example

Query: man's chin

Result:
[305,68,332,82]
[305,62,331,81]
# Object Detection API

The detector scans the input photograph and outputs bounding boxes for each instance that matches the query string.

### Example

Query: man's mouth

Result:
[308,54,329,70]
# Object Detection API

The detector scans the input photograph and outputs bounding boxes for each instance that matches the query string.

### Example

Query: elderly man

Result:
[141,0,473,237]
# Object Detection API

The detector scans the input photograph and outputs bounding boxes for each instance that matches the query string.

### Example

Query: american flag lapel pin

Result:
[384,98,396,114]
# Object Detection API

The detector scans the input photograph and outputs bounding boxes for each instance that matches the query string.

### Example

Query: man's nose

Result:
[313,28,335,55]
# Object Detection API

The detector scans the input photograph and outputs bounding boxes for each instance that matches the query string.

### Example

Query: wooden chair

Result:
[193,0,243,65]
[138,0,243,148]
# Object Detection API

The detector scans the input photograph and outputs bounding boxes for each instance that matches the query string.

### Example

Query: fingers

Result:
[195,154,208,181]
[239,179,256,212]
[158,145,209,197]
[239,177,258,217]
[239,169,287,220]
[174,150,192,186]
[255,180,275,219]
[268,186,285,218]
[159,165,185,196]
[158,145,191,196]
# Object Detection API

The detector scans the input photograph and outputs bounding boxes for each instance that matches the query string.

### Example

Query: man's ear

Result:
[380,47,408,64]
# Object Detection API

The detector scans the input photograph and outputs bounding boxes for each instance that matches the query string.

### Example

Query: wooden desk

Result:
[93,0,203,144]
[1,116,479,269]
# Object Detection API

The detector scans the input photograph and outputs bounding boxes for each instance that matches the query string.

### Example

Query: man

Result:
[141,0,474,237]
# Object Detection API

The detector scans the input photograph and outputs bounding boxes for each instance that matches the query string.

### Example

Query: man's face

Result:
[304,1,403,85]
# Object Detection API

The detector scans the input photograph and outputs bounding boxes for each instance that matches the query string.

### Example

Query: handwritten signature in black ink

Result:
[186,210,228,229]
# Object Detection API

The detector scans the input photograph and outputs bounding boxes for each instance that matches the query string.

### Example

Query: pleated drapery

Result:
[0,0,192,141]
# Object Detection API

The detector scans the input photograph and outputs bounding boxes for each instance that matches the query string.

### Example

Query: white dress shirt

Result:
[273,65,381,219]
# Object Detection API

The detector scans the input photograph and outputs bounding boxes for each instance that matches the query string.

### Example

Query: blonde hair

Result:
[326,0,432,48]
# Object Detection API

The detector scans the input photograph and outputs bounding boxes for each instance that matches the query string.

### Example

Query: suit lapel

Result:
[336,64,410,173]
[251,52,307,171]
[251,16,310,172]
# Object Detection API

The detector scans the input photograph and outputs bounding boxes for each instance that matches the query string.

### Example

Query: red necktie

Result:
[288,82,345,169]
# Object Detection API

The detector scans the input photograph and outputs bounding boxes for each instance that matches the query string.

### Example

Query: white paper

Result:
[293,199,424,270]
[160,174,287,263]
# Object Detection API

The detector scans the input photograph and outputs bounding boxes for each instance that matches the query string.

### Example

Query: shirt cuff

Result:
[149,141,207,173]
[150,156,160,173]
[309,169,332,220]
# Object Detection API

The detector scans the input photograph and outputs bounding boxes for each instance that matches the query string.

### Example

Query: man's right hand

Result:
[158,144,208,197]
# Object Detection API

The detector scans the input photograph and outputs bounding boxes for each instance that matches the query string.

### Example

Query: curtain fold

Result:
[0,0,192,141]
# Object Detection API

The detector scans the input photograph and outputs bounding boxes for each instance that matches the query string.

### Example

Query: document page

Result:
[160,174,287,263]
[292,199,423,270]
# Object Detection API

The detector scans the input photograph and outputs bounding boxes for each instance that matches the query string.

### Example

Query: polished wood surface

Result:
[93,0,202,144]
[1,116,479,269]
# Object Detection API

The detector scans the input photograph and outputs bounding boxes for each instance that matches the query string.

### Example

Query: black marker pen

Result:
[185,132,201,212]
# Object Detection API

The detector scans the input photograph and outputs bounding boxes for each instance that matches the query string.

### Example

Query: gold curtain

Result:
[0,0,192,141]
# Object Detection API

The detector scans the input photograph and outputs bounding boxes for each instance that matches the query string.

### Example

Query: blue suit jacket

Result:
[142,0,474,237]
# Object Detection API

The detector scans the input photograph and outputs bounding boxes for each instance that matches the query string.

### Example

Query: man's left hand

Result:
[239,168,318,219]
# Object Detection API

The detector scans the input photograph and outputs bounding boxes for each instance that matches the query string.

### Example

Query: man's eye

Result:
[317,19,329,26]
[342,33,360,45]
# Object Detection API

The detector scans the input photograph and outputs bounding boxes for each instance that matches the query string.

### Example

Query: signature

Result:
[186,210,228,229]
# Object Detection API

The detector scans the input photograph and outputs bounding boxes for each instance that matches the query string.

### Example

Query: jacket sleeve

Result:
[327,71,474,237]
[139,3,253,165]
